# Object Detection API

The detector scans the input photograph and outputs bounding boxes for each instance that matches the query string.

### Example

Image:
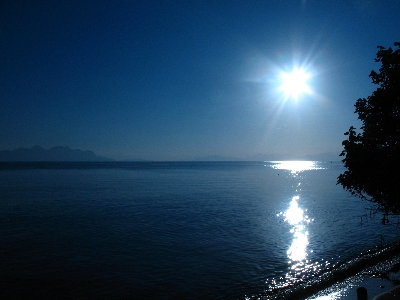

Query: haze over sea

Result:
[1,161,399,299]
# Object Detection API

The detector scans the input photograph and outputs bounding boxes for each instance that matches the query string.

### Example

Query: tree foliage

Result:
[338,42,400,214]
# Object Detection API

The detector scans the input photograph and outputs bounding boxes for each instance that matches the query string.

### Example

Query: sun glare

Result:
[283,196,311,264]
[270,161,321,173]
[279,68,311,99]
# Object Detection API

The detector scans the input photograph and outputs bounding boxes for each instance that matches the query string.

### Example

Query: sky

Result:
[1,0,399,161]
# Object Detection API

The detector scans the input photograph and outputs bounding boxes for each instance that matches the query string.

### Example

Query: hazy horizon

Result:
[0,145,341,162]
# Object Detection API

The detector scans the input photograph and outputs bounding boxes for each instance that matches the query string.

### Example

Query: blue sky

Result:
[1,1,399,160]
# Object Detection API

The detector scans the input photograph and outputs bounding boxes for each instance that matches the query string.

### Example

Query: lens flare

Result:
[279,68,311,99]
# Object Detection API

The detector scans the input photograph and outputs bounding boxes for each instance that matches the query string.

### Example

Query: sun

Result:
[278,68,311,100]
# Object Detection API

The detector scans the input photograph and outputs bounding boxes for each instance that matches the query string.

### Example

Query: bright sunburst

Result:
[278,67,311,100]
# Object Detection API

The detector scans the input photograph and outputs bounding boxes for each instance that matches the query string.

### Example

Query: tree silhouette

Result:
[338,42,400,215]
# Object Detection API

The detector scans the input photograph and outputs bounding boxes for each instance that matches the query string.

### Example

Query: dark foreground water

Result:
[0,161,399,299]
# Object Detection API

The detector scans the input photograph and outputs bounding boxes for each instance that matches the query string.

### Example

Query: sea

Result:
[0,161,399,299]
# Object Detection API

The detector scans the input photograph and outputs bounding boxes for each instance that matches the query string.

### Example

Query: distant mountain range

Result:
[0,146,342,162]
[245,152,342,162]
[193,152,341,162]
[0,146,113,162]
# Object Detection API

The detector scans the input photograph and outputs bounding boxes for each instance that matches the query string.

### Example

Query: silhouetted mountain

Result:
[192,155,241,161]
[245,152,341,162]
[0,146,113,162]
[123,158,148,162]
[190,152,342,162]
[300,152,341,162]
[245,153,300,161]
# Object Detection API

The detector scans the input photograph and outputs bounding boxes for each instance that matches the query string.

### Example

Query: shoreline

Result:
[307,245,400,300]
[256,241,400,300]
[307,264,400,299]
[374,285,400,300]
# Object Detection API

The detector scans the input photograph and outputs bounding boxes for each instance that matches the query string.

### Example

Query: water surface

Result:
[0,161,398,299]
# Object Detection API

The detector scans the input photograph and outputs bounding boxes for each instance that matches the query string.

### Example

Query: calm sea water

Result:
[0,161,398,299]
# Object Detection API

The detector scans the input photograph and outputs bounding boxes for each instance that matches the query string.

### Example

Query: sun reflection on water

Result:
[265,160,336,295]
[270,161,323,173]
[281,196,312,268]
